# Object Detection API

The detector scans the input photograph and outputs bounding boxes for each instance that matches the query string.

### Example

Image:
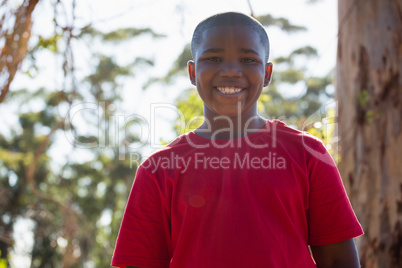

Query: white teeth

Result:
[217,87,242,95]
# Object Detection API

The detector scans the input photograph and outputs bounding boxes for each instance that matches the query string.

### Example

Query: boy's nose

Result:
[219,62,242,77]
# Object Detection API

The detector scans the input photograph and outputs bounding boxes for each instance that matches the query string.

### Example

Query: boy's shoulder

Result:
[271,119,324,145]
[272,120,334,167]
[140,132,196,163]
[271,120,332,163]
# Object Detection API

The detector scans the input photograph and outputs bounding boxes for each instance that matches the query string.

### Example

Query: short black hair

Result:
[191,12,270,62]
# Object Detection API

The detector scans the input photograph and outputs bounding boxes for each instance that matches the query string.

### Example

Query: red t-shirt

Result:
[111,120,363,268]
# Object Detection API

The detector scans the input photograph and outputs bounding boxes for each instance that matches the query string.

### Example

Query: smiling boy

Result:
[112,12,363,268]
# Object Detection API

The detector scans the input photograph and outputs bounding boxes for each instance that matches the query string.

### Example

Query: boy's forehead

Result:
[197,25,264,51]
[191,13,270,62]
[201,24,256,40]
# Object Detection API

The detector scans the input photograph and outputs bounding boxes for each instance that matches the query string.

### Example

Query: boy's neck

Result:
[195,115,266,140]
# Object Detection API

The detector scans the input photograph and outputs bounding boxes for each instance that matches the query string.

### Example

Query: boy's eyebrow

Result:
[201,48,224,54]
[201,48,261,56]
[239,48,261,56]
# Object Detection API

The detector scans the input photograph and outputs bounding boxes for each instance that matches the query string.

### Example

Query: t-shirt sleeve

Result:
[111,165,171,268]
[305,137,363,246]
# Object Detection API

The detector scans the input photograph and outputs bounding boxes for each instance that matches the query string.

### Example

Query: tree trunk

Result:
[0,0,39,103]
[337,0,402,267]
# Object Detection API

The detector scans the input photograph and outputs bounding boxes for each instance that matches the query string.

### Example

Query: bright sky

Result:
[7,0,337,266]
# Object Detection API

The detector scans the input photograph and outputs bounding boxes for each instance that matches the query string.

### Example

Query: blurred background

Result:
[0,0,400,267]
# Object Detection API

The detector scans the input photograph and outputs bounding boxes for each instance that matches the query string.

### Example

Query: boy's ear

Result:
[263,62,274,87]
[187,60,196,86]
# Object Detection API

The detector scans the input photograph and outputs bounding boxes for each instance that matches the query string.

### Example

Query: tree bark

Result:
[0,0,39,103]
[337,0,402,267]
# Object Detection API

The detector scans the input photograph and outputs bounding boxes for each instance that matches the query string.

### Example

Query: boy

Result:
[112,12,363,268]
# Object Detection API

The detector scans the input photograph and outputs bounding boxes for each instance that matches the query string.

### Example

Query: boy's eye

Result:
[207,57,222,62]
[241,58,256,63]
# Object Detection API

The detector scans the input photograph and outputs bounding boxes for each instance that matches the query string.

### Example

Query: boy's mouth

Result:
[216,86,243,95]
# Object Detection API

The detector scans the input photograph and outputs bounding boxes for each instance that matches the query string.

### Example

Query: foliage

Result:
[256,14,307,32]
[0,1,163,267]
[80,26,166,41]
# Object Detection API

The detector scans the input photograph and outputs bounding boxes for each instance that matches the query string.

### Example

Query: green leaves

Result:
[274,46,318,66]
[173,44,192,70]
[290,46,318,57]
[46,91,69,107]
[85,56,132,102]
[144,44,191,89]
[80,26,166,41]
[256,14,307,32]
[277,68,305,84]
[174,89,204,134]
[87,56,132,84]
[36,34,62,52]
[103,27,166,41]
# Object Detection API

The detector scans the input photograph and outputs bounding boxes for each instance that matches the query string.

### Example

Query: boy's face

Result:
[188,25,273,118]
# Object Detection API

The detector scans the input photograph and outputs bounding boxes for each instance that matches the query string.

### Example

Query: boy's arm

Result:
[310,238,360,268]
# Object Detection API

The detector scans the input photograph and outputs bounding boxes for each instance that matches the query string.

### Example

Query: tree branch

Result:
[24,119,87,226]
[0,0,39,103]
[247,0,255,17]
